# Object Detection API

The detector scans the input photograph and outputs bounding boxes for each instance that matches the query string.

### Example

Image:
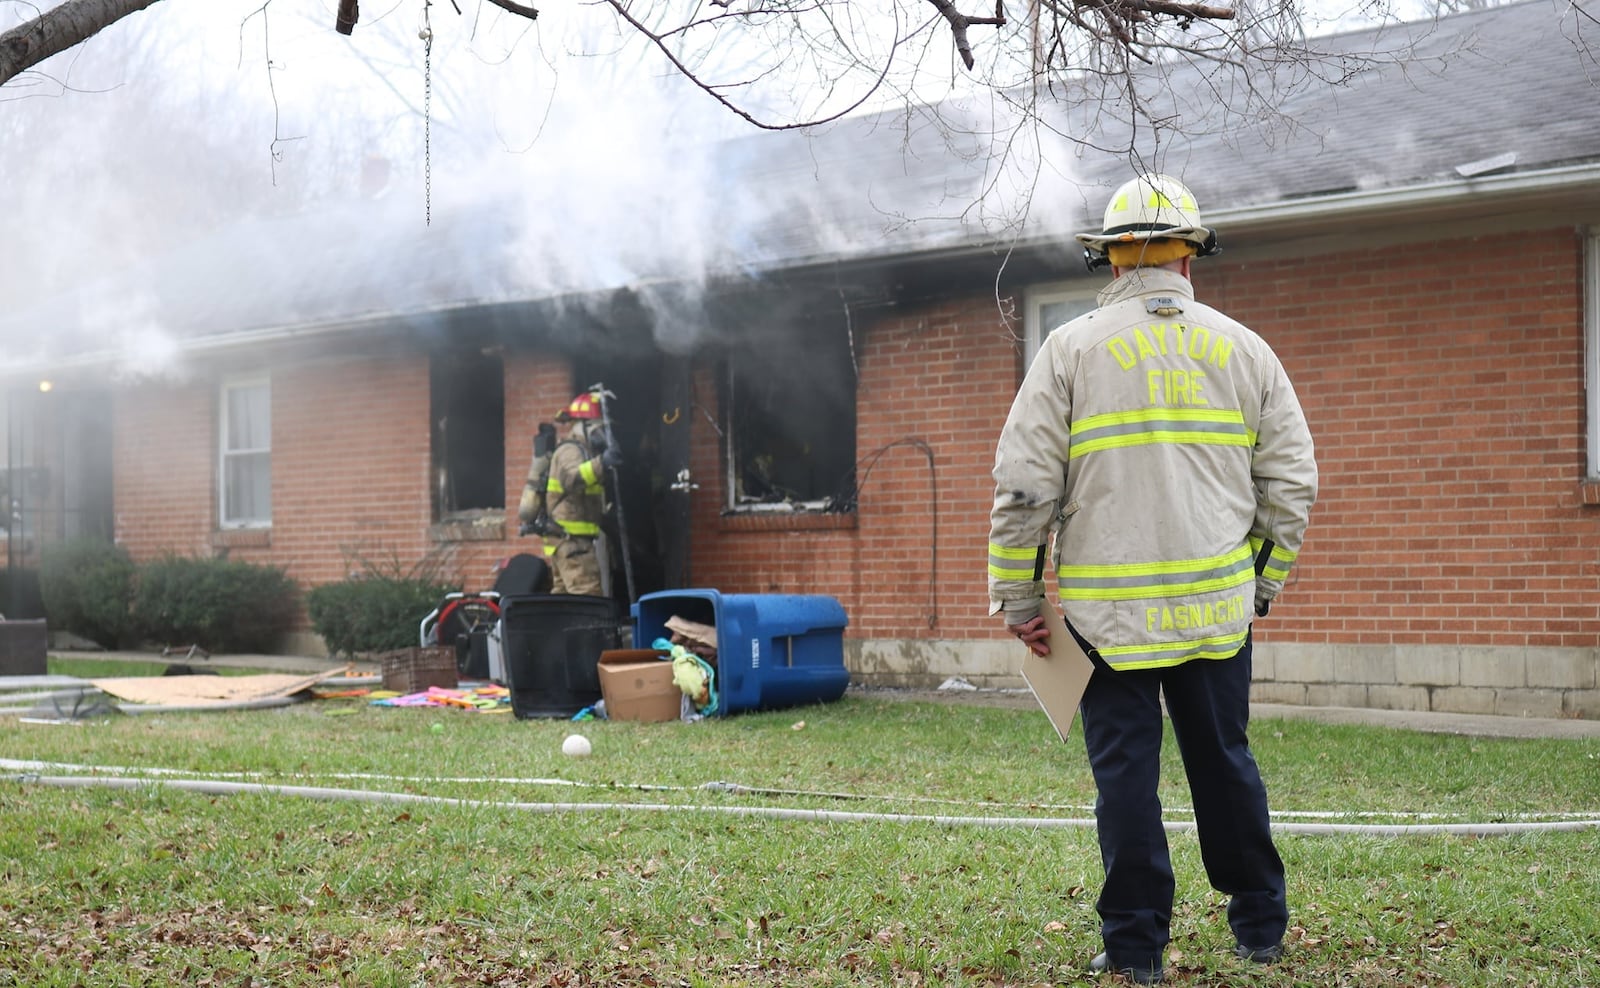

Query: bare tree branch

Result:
[597,0,900,130]
[924,0,1007,69]
[336,0,359,36]
[0,0,165,88]
[483,0,539,19]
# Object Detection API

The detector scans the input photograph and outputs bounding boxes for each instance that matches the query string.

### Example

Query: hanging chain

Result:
[421,0,433,226]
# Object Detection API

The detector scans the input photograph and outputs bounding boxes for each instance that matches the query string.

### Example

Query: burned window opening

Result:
[723,321,856,513]
[431,349,505,519]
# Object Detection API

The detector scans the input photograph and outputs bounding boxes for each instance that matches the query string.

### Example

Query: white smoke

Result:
[0,1,1104,374]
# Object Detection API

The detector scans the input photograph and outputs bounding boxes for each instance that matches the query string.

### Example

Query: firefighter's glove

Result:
[1254,593,1272,618]
[601,445,623,469]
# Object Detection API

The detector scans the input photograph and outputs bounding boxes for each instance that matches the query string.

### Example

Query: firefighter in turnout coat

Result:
[987,174,1317,985]
[546,390,621,596]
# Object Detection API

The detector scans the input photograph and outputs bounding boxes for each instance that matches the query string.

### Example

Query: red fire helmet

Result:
[555,392,602,421]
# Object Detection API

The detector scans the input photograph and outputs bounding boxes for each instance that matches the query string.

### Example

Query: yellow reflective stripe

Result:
[1060,544,1251,579]
[1057,569,1254,601]
[1072,430,1254,458]
[543,544,557,556]
[1057,545,1253,600]
[557,519,601,536]
[1073,407,1245,432]
[1248,536,1300,581]
[1147,188,1196,211]
[1262,544,1298,581]
[1095,628,1250,670]
[1069,408,1253,460]
[988,543,1043,582]
[552,466,602,496]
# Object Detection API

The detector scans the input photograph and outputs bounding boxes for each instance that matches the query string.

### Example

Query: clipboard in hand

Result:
[1021,600,1095,743]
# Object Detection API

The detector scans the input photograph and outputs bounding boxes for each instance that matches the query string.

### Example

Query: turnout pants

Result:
[1075,628,1287,971]
[547,534,608,597]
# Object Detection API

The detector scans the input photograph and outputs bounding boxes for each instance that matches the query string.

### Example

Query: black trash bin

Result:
[500,594,626,718]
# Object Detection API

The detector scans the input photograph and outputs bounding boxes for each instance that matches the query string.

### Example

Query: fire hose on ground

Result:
[4,758,1598,836]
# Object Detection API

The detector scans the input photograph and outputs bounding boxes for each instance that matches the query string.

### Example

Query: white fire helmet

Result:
[1075,174,1219,268]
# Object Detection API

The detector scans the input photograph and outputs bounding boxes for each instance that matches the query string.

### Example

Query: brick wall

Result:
[682,235,1596,640]
[1209,232,1597,651]
[114,381,215,559]
[104,229,1600,715]
[112,351,576,637]
[683,229,1599,715]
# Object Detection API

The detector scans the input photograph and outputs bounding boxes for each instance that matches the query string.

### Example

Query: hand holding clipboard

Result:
[1021,600,1094,743]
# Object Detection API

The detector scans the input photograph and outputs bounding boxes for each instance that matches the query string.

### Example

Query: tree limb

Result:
[1134,0,1235,20]
[0,0,165,89]
[336,0,359,36]
[483,0,539,19]
[599,0,895,129]
[924,0,1007,69]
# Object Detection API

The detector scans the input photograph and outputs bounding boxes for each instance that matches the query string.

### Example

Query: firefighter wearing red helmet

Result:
[545,389,621,596]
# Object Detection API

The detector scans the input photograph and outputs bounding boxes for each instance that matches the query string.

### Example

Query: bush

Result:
[307,555,457,659]
[305,549,460,658]
[132,555,299,654]
[37,538,139,648]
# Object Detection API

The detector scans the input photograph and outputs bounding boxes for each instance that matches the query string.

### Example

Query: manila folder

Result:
[1021,601,1095,743]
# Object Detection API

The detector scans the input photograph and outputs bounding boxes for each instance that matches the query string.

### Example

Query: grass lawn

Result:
[1,669,1597,986]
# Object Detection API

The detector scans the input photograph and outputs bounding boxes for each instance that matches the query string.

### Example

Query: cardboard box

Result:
[597,649,681,723]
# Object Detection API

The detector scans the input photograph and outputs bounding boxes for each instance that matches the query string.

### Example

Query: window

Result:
[1023,281,1099,368]
[430,349,505,518]
[725,318,857,512]
[220,378,271,528]
[1587,230,1600,478]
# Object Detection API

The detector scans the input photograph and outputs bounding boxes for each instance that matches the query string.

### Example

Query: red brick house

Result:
[4,1,1598,717]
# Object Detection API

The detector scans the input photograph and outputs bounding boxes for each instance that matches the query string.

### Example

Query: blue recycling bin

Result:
[631,590,850,715]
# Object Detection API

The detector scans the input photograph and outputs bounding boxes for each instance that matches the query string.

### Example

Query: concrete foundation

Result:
[844,638,1600,722]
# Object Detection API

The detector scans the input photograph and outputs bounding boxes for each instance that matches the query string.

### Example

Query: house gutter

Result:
[1204,160,1600,233]
[758,160,1600,280]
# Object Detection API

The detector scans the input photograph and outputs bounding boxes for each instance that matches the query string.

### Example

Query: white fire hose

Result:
[5,758,1598,836]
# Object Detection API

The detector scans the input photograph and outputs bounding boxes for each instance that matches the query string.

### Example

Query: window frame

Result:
[721,338,858,515]
[428,349,506,521]
[218,376,272,530]
[1023,280,1100,368]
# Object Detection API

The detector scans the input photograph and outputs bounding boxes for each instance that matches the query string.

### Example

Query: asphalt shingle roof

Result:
[5,0,1596,362]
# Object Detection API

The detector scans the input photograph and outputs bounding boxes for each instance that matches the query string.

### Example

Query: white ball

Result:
[561,733,592,757]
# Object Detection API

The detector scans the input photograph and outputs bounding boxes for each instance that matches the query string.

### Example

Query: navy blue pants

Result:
[1074,627,1287,971]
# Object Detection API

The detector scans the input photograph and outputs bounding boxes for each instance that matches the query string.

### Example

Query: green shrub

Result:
[132,555,299,654]
[37,538,139,648]
[306,552,458,658]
